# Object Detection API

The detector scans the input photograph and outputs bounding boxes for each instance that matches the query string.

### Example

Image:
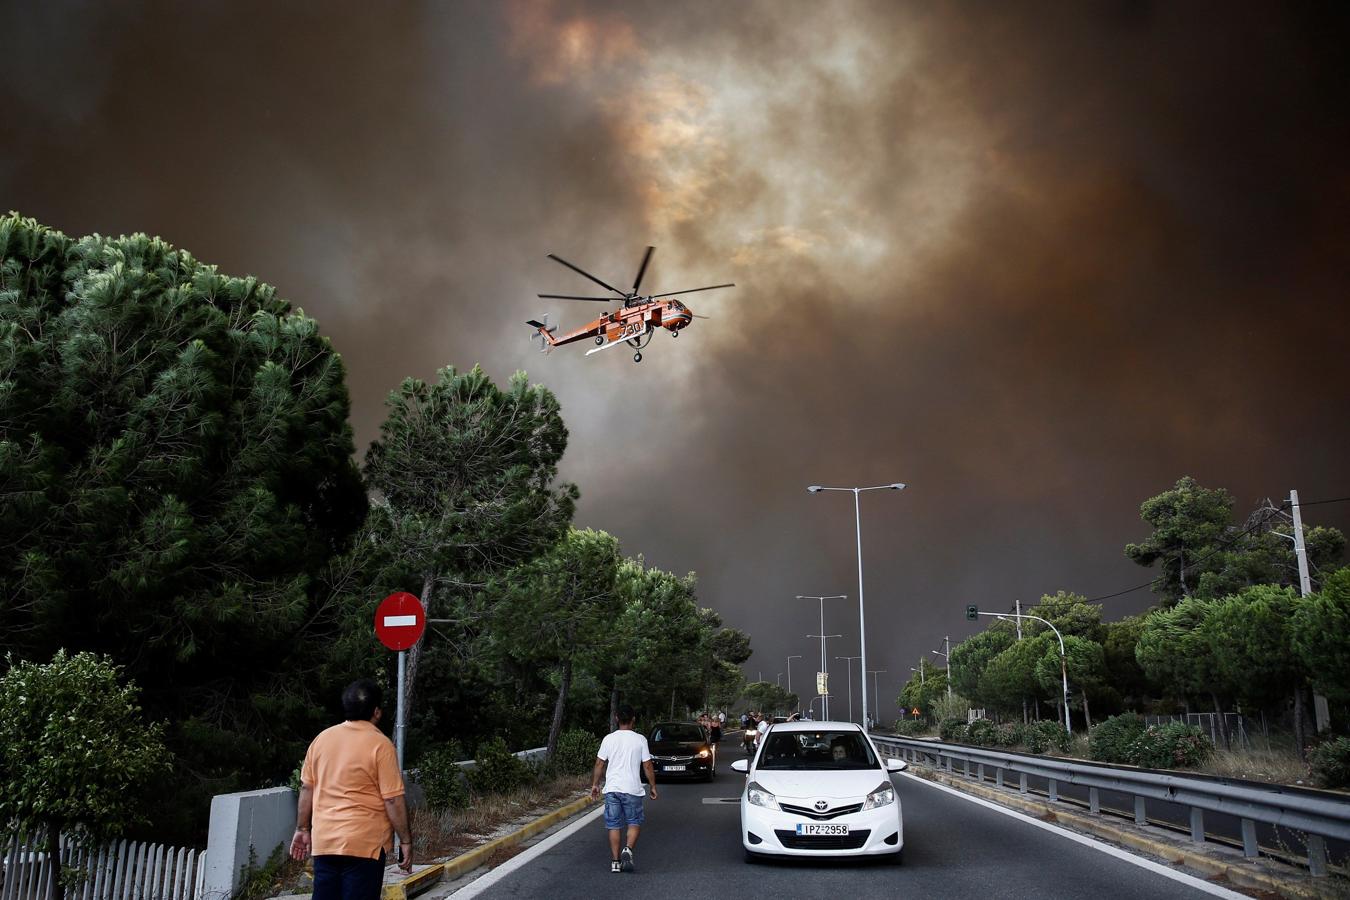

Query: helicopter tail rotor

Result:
[526,314,558,351]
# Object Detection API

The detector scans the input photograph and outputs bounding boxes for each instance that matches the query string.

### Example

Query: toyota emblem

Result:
[814,800,829,812]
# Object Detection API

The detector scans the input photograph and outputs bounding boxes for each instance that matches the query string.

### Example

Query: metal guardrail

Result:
[871,733,1350,877]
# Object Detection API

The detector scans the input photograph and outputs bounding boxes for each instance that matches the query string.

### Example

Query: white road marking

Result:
[900,772,1247,899]
[383,615,418,627]
[447,805,604,898]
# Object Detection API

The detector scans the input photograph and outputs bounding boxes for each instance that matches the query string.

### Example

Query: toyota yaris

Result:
[730,721,906,863]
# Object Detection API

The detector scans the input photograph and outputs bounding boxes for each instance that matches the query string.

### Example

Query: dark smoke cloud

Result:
[3,0,1347,708]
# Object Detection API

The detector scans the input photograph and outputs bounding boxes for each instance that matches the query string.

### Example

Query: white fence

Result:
[1,834,206,900]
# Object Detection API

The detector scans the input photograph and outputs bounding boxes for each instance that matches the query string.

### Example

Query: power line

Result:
[1084,493,1350,606]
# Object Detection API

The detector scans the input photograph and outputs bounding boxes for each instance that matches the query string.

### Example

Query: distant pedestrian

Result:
[291,679,412,900]
[590,705,658,873]
[708,715,722,770]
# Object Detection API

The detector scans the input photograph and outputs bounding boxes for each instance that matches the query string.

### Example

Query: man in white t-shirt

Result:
[590,705,658,874]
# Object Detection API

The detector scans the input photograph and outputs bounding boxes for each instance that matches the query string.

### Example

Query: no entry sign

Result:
[375,592,426,651]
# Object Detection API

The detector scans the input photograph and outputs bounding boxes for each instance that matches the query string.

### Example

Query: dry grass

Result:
[1202,747,1309,785]
[414,773,591,859]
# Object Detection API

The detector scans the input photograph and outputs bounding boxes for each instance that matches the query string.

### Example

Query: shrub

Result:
[892,719,929,737]
[1127,723,1212,769]
[993,723,1023,747]
[417,741,470,812]
[467,737,531,796]
[549,729,600,777]
[931,693,971,723]
[1022,720,1072,754]
[1308,737,1350,789]
[966,718,998,747]
[1090,714,1147,764]
[939,717,969,743]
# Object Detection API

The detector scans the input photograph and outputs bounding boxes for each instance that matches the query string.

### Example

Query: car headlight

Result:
[747,781,780,811]
[862,781,895,810]
[697,748,711,758]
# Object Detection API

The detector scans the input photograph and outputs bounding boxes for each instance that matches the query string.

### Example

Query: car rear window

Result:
[757,731,879,770]
[651,724,705,743]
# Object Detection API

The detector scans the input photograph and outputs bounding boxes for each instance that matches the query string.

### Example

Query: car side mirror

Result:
[885,757,907,772]
[731,759,749,773]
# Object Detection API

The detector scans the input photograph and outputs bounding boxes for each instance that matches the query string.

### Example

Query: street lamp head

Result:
[890,483,907,490]
[807,485,822,493]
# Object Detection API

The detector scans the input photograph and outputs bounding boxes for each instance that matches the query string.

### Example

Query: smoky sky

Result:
[3,0,1348,710]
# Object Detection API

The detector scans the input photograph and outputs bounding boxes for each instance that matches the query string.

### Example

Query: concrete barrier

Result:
[202,787,296,900]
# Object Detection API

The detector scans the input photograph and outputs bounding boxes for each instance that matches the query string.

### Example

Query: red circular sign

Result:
[375,592,426,651]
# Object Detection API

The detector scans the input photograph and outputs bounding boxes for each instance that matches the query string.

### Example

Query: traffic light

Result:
[965,604,979,620]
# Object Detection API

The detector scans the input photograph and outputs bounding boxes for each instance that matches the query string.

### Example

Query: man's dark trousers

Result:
[313,852,385,900]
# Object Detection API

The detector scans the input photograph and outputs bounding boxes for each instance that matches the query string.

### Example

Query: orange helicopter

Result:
[527,246,734,362]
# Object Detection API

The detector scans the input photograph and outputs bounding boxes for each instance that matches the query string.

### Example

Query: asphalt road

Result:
[448,741,1239,899]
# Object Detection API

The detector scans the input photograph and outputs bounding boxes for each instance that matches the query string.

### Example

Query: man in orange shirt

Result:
[290,680,413,900]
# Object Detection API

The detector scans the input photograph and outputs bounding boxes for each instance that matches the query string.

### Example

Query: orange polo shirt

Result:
[301,720,405,859]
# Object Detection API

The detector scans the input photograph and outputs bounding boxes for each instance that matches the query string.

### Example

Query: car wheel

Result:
[744,848,761,865]
[883,849,903,866]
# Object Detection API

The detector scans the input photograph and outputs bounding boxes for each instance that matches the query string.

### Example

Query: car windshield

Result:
[651,724,704,743]
[756,730,879,770]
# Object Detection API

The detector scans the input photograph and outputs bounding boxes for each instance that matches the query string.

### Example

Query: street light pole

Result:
[930,636,953,698]
[808,483,906,735]
[978,611,1071,735]
[798,594,846,719]
[836,655,862,724]
[806,632,842,718]
[867,669,887,728]
[786,654,802,697]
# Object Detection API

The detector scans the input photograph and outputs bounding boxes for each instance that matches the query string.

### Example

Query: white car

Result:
[730,720,906,863]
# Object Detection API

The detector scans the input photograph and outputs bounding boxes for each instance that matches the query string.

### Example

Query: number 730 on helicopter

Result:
[526,246,734,363]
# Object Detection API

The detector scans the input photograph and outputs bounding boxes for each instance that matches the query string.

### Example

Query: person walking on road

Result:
[291,680,413,900]
[590,705,658,874]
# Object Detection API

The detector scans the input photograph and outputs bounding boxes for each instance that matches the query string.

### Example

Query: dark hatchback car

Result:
[647,721,715,781]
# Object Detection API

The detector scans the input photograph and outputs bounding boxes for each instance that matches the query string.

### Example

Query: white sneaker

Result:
[620,846,634,873]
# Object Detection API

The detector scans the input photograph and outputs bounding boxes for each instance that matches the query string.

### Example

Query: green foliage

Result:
[1308,737,1350,789]
[993,723,1023,747]
[417,742,470,812]
[930,692,971,723]
[948,628,1014,701]
[741,681,797,716]
[1202,584,1306,706]
[979,635,1052,713]
[1034,635,1106,709]
[1028,592,1105,643]
[548,729,600,777]
[1124,476,1234,604]
[1135,596,1220,701]
[0,651,169,844]
[467,737,532,796]
[1292,567,1350,701]
[1127,723,1212,769]
[1102,614,1152,704]
[1022,720,1071,755]
[0,215,367,830]
[1089,714,1147,763]
[939,717,969,743]
[966,718,997,746]
[898,659,948,718]
[892,719,929,736]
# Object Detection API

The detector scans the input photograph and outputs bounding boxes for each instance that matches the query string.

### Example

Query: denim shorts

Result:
[603,791,645,829]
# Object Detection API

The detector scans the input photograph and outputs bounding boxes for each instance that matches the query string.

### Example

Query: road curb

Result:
[381,794,597,900]
[908,766,1337,900]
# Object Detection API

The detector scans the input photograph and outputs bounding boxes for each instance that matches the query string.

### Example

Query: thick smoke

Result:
[2,0,1347,704]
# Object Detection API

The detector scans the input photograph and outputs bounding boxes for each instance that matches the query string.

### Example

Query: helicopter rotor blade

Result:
[546,254,625,297]
[631,246,655,294]
[691,314,712,319]
[648,283,735,299]
[537,294,613,301]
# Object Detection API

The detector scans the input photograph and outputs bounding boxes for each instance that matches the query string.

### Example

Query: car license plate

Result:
[796,823,849,836]
[665,765,686,772]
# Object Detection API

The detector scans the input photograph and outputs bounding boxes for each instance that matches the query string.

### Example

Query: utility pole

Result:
[1291,489,1330,733]
[837,655,862,724]
[944,635,951,698]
